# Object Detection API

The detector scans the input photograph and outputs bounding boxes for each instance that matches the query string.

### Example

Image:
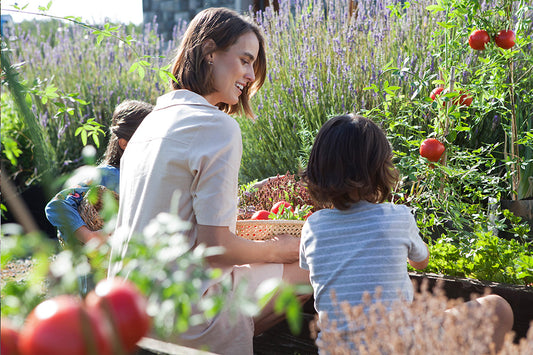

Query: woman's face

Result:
[204,31,259,107]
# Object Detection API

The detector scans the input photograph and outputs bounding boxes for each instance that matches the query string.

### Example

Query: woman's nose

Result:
[245,68,255,83]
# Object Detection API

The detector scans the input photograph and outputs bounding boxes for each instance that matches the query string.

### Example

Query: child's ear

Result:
[118,138,128,150]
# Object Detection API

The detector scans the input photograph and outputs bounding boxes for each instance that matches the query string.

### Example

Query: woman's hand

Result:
[196,225,301,267]
[264,234,300,264]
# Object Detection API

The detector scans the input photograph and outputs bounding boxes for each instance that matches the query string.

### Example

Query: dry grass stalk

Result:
[311,280,533,354]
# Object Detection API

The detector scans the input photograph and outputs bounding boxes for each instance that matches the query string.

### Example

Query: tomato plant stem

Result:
[508,57,520,200]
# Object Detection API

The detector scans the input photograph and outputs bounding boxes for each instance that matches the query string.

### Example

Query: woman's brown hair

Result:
[169,7,266,119]
[301,114,399,210]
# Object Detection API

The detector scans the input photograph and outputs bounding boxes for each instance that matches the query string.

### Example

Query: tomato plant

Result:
[18,295,112,355]
[1,319,21,355]
[85,277,150,353]
[419,138,445,162]
[251,210,271,220]
[468,29,490,50]
[494,29,515,49]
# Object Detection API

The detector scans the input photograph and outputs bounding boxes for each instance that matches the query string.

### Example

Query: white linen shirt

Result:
[109,89,242,277]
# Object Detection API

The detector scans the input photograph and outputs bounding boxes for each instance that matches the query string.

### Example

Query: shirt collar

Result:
[155,89,218,111]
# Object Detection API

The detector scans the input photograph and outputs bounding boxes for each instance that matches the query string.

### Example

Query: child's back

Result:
[301,200,427,325]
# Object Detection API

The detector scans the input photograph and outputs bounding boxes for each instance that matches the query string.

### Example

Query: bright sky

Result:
[1,0,144,25]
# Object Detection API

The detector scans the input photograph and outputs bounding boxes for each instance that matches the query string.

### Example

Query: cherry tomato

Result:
[494,30,515,49]
[271,201,292,215]
[251,210,271,220]
[85,277,151,353]
[468,30,490,50]
[1,318,21,355]
[18,295,112,355]
[430,87,444,101]
[420,138,445,163]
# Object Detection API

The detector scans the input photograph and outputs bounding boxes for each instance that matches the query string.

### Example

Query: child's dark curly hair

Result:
[301,114,398,210]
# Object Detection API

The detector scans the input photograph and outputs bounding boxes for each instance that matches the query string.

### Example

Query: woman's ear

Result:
[202,39,216,62]
[118,138,128,150]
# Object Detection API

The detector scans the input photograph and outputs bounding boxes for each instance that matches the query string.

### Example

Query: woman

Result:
[109,7,310,355]
[45,99,154,245]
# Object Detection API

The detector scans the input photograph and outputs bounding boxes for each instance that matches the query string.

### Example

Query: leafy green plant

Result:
[418,225,532,285]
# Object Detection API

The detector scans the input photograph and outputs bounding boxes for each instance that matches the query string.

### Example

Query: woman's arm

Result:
[196,224,300,268]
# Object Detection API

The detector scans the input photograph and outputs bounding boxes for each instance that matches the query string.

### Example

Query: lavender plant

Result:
[238,0,444,181]
[1,18,184,182]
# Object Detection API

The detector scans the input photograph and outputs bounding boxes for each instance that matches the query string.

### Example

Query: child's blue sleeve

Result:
[45,165,120,241]
[45,186,90,238]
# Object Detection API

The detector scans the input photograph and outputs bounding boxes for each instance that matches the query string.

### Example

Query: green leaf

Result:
[437,21,456,29]
[426,5,445,13]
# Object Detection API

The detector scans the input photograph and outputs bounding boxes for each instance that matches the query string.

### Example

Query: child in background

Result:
[45,99,153,246]
[299,114,513,352]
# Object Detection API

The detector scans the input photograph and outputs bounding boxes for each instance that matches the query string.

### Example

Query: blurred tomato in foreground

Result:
[1,318,21,355]
[86,277,151,353]
[18,295,112,355]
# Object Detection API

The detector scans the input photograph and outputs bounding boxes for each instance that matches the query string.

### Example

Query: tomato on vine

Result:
[420,138,445,163]
[430,87,444,101]
[468,29,490,50]
[494,30,515,49]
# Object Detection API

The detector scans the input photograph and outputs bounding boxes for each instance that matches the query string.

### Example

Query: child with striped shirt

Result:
[299,114,513,353]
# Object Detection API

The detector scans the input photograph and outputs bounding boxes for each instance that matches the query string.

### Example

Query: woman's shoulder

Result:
[155,90,240,132]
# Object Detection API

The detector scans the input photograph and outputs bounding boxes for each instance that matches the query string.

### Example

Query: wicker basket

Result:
[78,185,119,231]
[236,219,304,240]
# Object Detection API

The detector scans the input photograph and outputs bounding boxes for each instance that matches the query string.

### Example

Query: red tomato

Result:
[457,92,473,107]
[251,210,271,220]
[494,30,515,49]
[1,319,21,355]
[419,138,445,162]
[468,29,490,50]
[430,87,444,101]
[85,277,151,353]
[18,295,112,355]
[271,201,292,215]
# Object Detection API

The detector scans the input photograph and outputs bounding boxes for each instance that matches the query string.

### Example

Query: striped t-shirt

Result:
[299,200,428,334]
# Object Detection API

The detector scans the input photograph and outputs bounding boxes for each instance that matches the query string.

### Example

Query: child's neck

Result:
[348,191,377,204]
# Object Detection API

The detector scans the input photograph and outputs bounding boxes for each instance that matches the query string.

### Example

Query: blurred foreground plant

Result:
[1,208,308,342]
[315,281,533,354]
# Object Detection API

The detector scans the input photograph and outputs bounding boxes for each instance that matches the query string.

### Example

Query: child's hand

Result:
[75,225,108,246]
